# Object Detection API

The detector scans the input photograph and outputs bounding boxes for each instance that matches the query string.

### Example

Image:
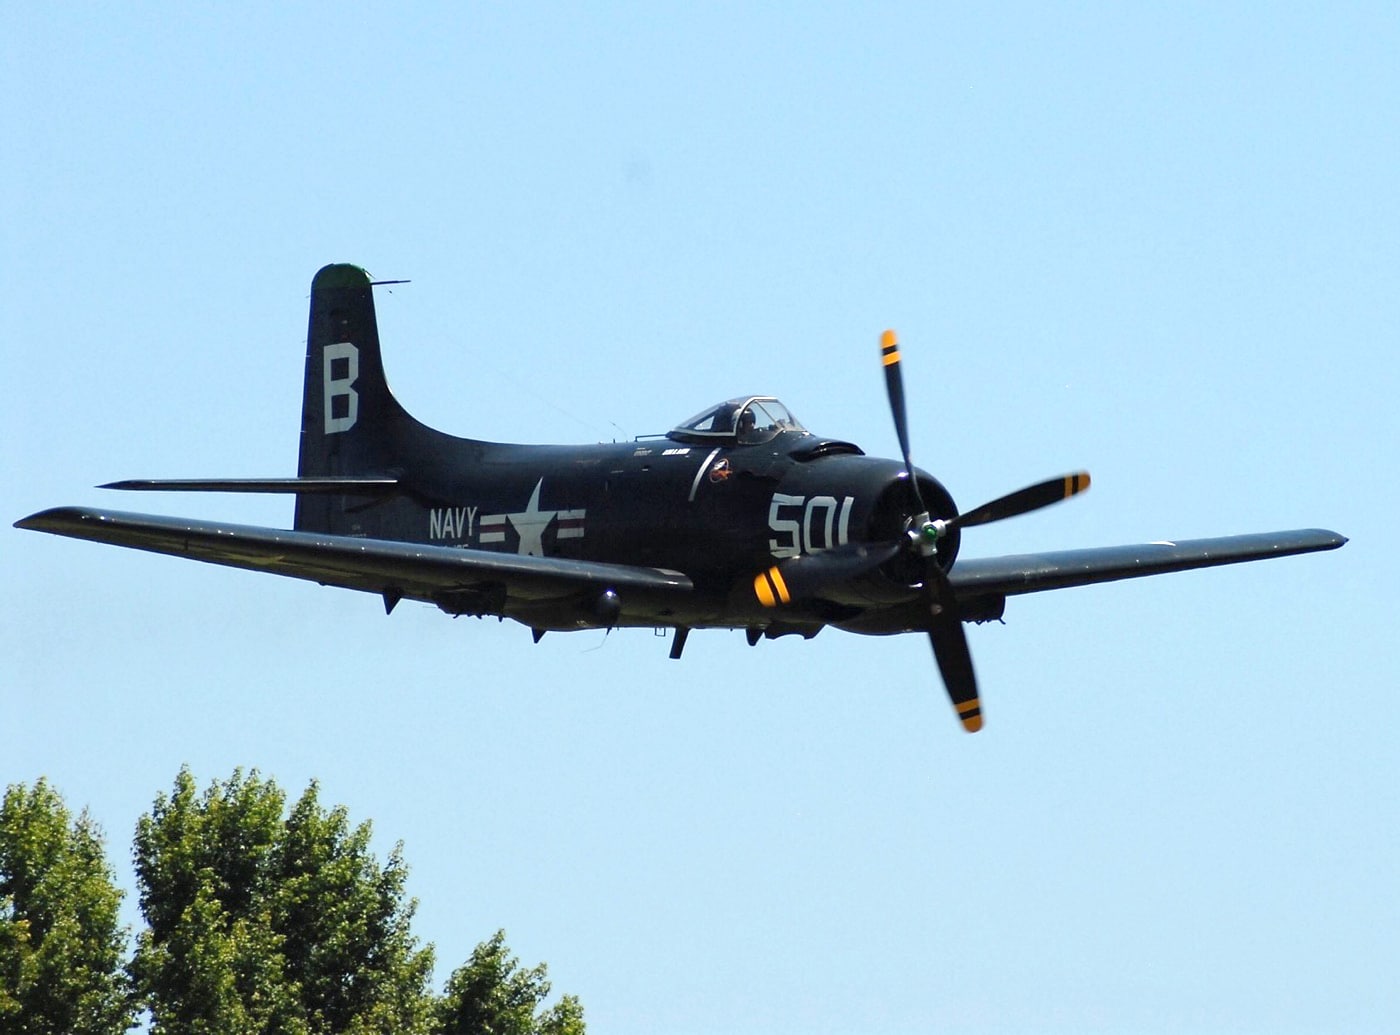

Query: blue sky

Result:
[4,4,1396,1032]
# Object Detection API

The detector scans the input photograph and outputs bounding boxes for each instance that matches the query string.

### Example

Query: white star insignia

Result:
[506,479,556,556]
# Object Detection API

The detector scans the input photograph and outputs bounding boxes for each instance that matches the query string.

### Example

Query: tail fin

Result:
[101,264,462,533]
[295,264,409,531]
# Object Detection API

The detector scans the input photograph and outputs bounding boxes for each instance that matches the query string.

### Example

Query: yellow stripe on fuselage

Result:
[753,567,791,607]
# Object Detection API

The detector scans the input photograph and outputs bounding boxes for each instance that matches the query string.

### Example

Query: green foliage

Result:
[435,930,584,1035]
[131,768,434,1034]
[133,768,284,943]
[536,996,586,1035]
[272,784,433,1034]
[0,778,133,1035]
[2,771,584,1035]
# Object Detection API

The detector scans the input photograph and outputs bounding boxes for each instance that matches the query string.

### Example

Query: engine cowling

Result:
[805,468,960,608]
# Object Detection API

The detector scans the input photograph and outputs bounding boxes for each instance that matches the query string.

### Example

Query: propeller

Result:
[751,329,1089,731]
[880,329,1089,731]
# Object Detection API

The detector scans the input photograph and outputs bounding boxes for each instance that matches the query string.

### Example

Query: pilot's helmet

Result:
[736,407,756,437]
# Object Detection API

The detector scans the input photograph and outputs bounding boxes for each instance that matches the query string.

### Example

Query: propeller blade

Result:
[950,472,1091,531]
[753,541,902,607]
[880,329,927,513]
[877,327,999,731]
[924,562,982,732]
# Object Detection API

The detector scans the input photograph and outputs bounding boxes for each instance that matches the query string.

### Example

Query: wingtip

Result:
[14,506,103,534]
[15,507,70,532]
[1306,529,1349,550]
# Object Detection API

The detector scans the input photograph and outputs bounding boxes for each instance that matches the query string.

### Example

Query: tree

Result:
[2,770,585,1034]
[131,768,434,1034]
[271,783,434,1033]
[435,930,584,1035]
[0,778,133,1034]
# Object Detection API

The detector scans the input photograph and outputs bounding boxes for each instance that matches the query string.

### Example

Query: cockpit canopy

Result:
[668,396,805,446]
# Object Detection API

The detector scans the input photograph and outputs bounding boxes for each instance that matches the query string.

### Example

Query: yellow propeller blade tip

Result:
[956,698,983,732]
[880,329,901,366]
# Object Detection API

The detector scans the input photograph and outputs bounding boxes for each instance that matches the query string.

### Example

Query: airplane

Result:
[15,263,1347,732]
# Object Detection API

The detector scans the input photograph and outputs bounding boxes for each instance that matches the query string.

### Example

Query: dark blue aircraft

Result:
[17,264,1346,731]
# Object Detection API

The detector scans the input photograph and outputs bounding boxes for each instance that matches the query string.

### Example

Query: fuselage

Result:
[343,417,960,635]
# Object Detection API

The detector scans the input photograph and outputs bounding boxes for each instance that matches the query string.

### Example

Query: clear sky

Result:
[4,4,1396,1032]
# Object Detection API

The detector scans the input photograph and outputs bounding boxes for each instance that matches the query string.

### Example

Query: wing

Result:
[14,507,692,615]
[948,528,1346,598]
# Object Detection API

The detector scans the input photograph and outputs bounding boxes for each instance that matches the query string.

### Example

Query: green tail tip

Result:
[312,264,373,291]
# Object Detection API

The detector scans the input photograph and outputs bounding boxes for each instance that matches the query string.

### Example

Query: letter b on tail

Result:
[323,342,359,434]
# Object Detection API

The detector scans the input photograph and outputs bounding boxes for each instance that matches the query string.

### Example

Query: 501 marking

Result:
[768,494,855,558]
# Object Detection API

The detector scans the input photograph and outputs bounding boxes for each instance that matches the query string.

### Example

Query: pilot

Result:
[736,406,756,441]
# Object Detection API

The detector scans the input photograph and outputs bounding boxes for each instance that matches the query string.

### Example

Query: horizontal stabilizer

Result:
[949,528,1347,598]
[100,478,401,495]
